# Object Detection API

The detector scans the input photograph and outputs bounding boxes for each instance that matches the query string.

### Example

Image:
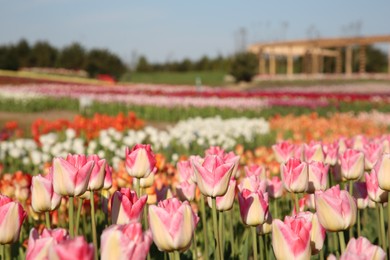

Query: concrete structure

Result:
[248,35,390,76]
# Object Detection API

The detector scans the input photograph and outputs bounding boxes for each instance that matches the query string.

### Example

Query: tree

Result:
[58,42,86,70]
[136,56,151,72]
[30,41,58,67]
[229,52,258,82]
[86,48,127,79]
[15,39,30,68]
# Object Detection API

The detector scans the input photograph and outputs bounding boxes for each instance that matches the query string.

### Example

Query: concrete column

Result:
[359,45,366,74]
[269,53,276,75]
[287,53,293,75]
[345,46,353,75]
[259,51,265,75]
[336,47,342,74]
[312,52,318,74]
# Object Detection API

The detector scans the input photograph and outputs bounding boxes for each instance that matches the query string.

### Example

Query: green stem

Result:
[357,209,361,237]
[259,235,264,260]
[90,192,98,260]
[218,211,224,257]
[174,251,180,260]
[228,210,235,257]
[1,245,4,260]
[294,193,299,214]
[4,245,10,260]
[338,231,346,254]
[75,198,83,236]
[168,252,175,260]
[192,230,197,260]
[251,227,258,260]
[136,178,140,198]
[376,204,383,248]
[45,211,51,229]
[211,198,221,260]
[200,196,209,260]
[273,199,278,219]
[320,248,324,260]
[69,196,74,238]
[388,192,390,258]
[379,203,387,253]
[349,181,354,195]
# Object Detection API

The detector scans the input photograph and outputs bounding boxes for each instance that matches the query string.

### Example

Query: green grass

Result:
[120,70,227,86]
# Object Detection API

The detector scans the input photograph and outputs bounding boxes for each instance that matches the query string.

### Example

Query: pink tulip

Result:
[244,164,266,180]
[323,142,339,166]
[315,185,357,231]
[272,216,312,259]
[52,154,94,196]
[256,211,273,235]
[222,151,241,178]
[294,144,305,161]
[272,141,295,163]
[31,170,62,213]
[149,198,199,252]
[111,188,148,224]
[307,161,329,193]
[267,176,284,199]
[125,144,157,179]
[238,188,269,226]
[353,182,369,209]
[205,146,226,157]
[340,149,365,181]
[340,236,386,260]
[101,223,153,260]
[177,160,194,183]
[363,142,383,170]
[192,155,234,197]
[207,178,236,211]
[304,142,324,163]
[352,135,368,151]
[0,195,27,244]
[376,153,390,191]
[102,164,113,190]
[48,236,94,260]
[281,158,308,193]
[293,212,326,255]
[86,154,107,191]
[26,228,68,260]
[134,171,155,188]
[238,175,267,193]
[365,170,388,204]
[176,180,197,201]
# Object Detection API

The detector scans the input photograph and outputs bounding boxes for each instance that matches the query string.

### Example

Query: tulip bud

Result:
[267,176,284,199]
[340,236,386,260]
[353,182,369,209]
[304,142,324,163]
[31,171,62,213]
[315,185,357,232]
[125,144,157,179]
[86,155,106,191]
[48,236,94,260]
[26,228,68,260]
[363,142,383,171]
[256,211,273,235]
[323,142,339,166]
[281,158,308,193]
[376,153,390,191]
[207,179,236,211]
[238,188,269,226]
[52,154,94,197]
[365,170,388,204]
[101,223,152,260]
[272,141,295,164]
[177,160,195,183]
[272,217,312,259]
[0,195,27,244]
[111,188,147,224]
[176,181,197,202]
[192,155,234,197]
[307,161,329,193]
[340,149,364,181]
[149,198,199,252]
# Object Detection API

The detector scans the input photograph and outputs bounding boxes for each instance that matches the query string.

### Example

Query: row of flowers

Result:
[1,135,390,259]
[0,116,270,173]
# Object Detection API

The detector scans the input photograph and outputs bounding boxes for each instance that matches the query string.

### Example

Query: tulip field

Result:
[2,79,390,260]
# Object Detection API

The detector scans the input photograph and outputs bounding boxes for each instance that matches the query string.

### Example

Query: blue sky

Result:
[1,1,389,64]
